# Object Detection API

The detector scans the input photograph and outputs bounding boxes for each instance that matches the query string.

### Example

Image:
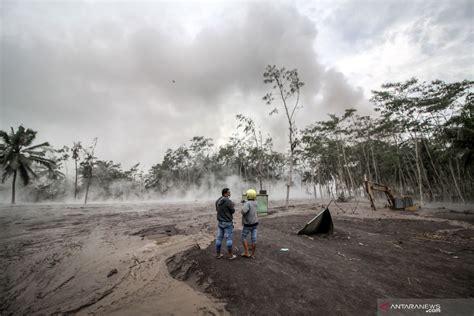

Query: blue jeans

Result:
[241,225,257,243]
[216,221,234,253]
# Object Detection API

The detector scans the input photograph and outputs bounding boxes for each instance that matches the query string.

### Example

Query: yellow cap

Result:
[246,189,257,200]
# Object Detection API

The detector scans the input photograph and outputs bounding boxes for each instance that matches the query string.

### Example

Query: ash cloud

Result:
[0,1,388,170]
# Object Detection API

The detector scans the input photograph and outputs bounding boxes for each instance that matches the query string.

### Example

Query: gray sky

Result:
[1,0,472,170]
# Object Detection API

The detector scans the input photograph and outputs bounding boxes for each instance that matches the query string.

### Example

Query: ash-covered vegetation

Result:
[1,74,473,204]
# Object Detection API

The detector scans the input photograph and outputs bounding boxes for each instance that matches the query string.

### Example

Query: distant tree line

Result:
[1,76,472,204]
[301,78,473,205]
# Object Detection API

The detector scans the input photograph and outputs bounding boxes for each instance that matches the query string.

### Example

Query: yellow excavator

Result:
[364,175,417,211]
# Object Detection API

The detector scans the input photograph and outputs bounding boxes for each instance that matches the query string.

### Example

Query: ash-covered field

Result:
[1,200,473,315]
[1,201,226,315]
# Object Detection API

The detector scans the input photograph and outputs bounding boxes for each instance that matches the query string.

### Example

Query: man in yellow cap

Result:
[241,189,258,258]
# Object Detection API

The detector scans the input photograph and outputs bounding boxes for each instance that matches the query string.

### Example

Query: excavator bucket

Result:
[298,208,334,235]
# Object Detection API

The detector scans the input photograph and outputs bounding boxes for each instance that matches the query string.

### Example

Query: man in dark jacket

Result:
[215,188,237,260]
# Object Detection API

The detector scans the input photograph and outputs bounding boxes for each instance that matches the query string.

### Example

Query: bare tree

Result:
[263,65,304,209]
[236,114,265,191]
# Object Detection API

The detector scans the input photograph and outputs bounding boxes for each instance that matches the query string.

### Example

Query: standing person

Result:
[215,188,237,260]
[241,189,258,258]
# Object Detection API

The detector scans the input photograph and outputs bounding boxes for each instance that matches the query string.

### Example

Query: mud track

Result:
[1,200,473,315]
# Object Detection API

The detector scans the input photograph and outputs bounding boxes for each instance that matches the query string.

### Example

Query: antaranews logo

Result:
[391,303,441,313]
[378,301,441,313]
[379,302,390,312]
[379,299,473,315]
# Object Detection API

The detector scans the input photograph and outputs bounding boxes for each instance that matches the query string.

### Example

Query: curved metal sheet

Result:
[297,208,334,235]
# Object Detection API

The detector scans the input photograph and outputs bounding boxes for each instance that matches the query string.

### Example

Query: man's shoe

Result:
[216,254,224,259]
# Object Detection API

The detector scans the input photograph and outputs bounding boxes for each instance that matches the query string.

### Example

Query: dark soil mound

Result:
[167,215,474,315]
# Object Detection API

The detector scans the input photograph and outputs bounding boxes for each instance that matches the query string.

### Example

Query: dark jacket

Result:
[216,196,235,222]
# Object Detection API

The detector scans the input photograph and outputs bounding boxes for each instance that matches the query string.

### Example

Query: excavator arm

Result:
[364,176,395,210]
[364,175,414,211]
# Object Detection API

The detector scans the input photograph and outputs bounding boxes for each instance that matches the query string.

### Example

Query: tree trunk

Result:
[256,132,263,192]
[243,163,247,182]
[420,158,434,202]
[311,169,317,199]
[186,165,190,186]
[74,159,78,200]
[286,150,293,209]
[285,121,295,210]
[361,144,371,182]
[468,169,473,201]
[341,143,355,196]
[370,142,379,184]
[414,137,423,208]
[84,168,92,205]
[449,158,465,203]
[318,168,323,199]
[335,141,344,197]
[422,138,446,199]
[402,150,419,196]
[393,135,404,195]
[11,170,17,204]
[455,158,464,200]
[239,162,242,192]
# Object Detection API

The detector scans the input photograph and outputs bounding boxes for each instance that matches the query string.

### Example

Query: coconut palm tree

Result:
[0,126,56,204]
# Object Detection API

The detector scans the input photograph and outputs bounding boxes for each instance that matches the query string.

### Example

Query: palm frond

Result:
[0,148,15,164]
[19,165,31,186]
[55,169,65,178]
[29,154,55,165]
[2,168,13,183]
[10,126,22,147]
[0,130,10,145]
[0,145,6,161]
[29,155,56,170]
[23,150,46,157]
[26,142,51,151]
[21,128,37,147]
[23,162,37,180]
